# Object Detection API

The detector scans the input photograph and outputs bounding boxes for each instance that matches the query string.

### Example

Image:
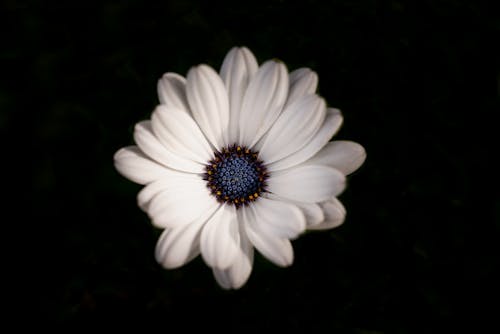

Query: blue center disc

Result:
[205,146,267,206]
[213,155,260,200]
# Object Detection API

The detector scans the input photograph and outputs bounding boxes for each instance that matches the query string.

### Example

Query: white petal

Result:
[151,105,213,163]
[263,192,324,227]
[157,72,190,112]
[155,207,217,269]
[227,233,254,289]
[213,217,254,289]
[114,146,170,185]
[258,94,326,163]
[242,205,294,267]
[137,178,170,211]
[186,65,230,148]
[286,68,318,106]
[134,121,205,173]
[267,165,346,203]
[267,108,343,171]
[212,265,232,289]
[200,205,240,269]
[250,197,306,239]
[295,201,325,227]
[305,141,367,175]
[147,177,219,229]
[220,47,258,144]
[309,197,346,230]
[239,60,289,148]
[134,167,209,213]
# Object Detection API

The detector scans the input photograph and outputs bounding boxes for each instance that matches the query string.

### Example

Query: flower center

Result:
[204,145,267,207]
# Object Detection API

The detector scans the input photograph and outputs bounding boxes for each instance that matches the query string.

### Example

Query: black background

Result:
[4,0,499,331]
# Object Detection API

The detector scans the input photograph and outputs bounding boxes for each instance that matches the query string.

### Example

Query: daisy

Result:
[114,46,366,289]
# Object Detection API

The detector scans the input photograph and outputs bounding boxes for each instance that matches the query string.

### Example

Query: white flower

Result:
[114,46,366,289]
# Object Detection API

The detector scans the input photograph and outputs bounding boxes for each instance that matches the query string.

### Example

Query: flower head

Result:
[114,46,366,289]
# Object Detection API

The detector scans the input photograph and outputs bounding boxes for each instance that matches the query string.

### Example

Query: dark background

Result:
[4,0,499,331]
